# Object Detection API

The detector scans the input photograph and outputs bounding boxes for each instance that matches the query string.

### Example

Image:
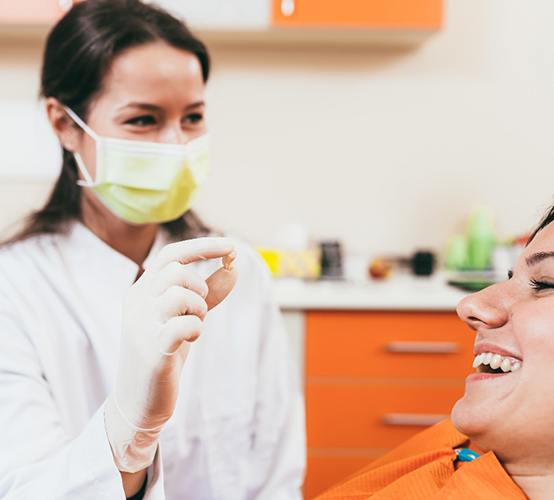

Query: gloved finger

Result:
[150,237,235,273]
[158,315,203,355]
[205,267,238,310]
[156,286,208,321]
[152,261,209,298]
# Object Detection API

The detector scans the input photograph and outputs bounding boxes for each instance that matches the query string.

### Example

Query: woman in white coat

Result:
[0,1,305,498]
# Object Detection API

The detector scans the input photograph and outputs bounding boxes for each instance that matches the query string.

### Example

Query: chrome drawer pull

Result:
[385,341,459,354]
[281,0,295,17]
[383,413,447,427]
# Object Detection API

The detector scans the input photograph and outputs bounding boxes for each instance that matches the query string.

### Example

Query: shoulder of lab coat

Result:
[187,238,307,498]
[0,237,166,500]
[232,241,307,499]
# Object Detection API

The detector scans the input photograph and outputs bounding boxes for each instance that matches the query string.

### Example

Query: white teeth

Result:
[472,351,522,373]
[500,358,512,372]
[490,354,503,370]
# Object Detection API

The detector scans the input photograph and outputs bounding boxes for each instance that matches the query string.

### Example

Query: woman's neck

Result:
[512,473,554,500]
[81,195,158,266]
[505,459,554,500]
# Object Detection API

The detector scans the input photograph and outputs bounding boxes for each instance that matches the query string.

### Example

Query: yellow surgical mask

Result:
[64,107,210,225]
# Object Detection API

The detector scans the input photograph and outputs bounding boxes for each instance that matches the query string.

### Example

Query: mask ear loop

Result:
[73,154,95,187]
[63,106,98,187]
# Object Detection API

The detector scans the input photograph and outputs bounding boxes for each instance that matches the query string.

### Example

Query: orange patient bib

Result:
[315,420,526,499]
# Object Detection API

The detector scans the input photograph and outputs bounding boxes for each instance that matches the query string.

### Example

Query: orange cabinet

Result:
[307,311,474,379]
[304,311,474,499]
[272,0,442,29]
[0,0,73,25]
[307,382,464,449]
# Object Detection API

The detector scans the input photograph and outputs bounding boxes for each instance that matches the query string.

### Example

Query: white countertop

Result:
[273,273,468,311]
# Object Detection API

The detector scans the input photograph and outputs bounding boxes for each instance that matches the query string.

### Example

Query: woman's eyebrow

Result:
[117,102,161,112]
[526,251,554,266]
[185,101,205,110]
[116,101,204,111]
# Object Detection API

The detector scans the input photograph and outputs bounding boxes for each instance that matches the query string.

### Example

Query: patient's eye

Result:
[529,279,554,291]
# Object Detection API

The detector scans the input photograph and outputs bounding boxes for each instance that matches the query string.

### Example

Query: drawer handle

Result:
[281,0,295,17]
[383,413,447,427]
[385,341,459,354]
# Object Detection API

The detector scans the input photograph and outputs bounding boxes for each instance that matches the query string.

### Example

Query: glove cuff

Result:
[104,395,162,473]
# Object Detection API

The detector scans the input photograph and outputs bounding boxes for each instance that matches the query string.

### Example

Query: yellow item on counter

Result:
[257,247,321,279]
[257,248,281,276]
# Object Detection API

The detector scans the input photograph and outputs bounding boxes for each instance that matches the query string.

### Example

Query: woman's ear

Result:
[45,97,81,152]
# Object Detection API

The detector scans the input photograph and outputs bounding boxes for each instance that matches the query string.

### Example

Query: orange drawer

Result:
[306,381,464,449]
[305,452,376,499]
[306,312,474,379]
[271,0,442,29]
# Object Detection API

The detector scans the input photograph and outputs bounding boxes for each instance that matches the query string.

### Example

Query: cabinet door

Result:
[0,0,73,25]
[306,311,474,379]
[156,0,270,29]
[272,0,442,29]
[306,382,463,449]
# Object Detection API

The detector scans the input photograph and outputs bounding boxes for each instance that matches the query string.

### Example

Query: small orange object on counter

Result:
[368,258,393,280]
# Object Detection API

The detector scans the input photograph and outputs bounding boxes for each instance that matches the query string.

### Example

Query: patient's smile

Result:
[472,352,522,373]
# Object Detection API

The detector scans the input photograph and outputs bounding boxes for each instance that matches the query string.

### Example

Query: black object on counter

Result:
[319,240,343,279]
[395,250,437,276]
[411,251,436,276]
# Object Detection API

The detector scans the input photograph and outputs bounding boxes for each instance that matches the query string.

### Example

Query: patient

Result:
[316,203,554,500]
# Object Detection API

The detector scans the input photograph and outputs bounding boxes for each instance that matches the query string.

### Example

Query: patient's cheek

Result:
[513,302,554,367]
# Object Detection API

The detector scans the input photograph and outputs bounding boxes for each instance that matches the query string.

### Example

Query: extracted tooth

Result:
[490,354,503,370]
[500,358,512,372]
[222,251,236,271]
[511,361,522,372]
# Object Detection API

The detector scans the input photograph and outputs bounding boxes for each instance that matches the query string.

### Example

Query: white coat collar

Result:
[54,221,169,387]
[66,221,168,283]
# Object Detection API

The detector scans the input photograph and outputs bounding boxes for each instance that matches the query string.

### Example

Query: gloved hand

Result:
[104,237,237,472]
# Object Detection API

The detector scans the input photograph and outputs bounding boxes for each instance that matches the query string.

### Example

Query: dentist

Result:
[0,1,305,499]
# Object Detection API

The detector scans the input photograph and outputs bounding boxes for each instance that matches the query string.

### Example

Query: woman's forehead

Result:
[524,222,554,258]
[100,42,204,107]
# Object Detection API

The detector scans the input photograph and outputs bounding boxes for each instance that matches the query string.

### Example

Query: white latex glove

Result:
[104,237,237,473]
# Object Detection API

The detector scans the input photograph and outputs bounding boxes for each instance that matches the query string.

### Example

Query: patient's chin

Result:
[450,396,490,439]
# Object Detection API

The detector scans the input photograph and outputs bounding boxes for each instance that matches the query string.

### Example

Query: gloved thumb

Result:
[205,266,238,310]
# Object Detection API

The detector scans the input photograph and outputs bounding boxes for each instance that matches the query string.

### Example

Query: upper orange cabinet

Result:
[0,0,442,45]
[272,0,442,29]
[0,0,74,25]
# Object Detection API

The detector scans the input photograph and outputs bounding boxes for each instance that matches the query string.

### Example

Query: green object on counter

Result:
[466,209,495,270]
[445,235,468,271]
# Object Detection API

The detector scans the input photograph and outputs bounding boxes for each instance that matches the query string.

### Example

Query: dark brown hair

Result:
[8,0,210,243]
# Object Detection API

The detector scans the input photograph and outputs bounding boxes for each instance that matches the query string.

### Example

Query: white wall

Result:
[1,0,553,256]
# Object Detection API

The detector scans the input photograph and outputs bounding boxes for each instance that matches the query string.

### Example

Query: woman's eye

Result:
[529,279,554,291]
[124,115,156,126]
[183,113,204,125]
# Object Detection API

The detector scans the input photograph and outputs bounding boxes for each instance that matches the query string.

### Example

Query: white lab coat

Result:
[0,222,305,500]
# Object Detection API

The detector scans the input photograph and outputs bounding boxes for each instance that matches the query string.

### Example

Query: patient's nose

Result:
[457,282,509,331]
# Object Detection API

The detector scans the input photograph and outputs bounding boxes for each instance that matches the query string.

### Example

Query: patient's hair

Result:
[7,0,210,244]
